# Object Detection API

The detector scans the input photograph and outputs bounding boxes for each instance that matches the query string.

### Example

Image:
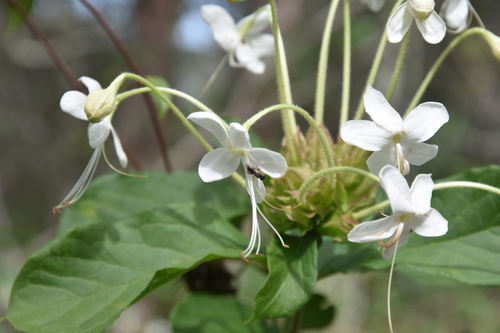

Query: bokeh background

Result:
[1,0,500,332]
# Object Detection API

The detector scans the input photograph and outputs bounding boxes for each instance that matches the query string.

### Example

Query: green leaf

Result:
[299,293,335,330]
[7,204,248,333]
[250,232,318,320]
[170,293,279,333]
[58,171,249,234]
[4,0,33,36]
[145,75,171,119]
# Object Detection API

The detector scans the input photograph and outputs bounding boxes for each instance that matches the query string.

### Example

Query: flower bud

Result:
[407,0,435,22]
[84,88,117,123]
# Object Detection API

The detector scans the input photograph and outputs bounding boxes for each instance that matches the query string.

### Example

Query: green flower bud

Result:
[408,0,434,22]
[84,88,117,123]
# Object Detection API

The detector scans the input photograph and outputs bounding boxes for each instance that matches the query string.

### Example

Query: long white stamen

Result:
[54,147,102,211]
[242,174,259,259]
[257,205,289,248]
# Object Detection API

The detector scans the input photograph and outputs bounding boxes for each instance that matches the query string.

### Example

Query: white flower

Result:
[348,165,448,259]
[201,4,274,74]
[441,0,470,33]
[341,86,448,176]
[54,76,127,212]
[187,111,288,260]
[363,0,386,12]
[387,0,446,44]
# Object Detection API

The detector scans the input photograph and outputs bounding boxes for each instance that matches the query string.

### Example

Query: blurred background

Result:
[1,0,500,332]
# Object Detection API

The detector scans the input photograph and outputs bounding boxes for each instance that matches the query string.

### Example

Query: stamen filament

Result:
[379,222,404,248]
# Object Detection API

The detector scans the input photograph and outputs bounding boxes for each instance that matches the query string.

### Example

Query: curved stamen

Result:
[395,142,410,175]
[379,222,405,248]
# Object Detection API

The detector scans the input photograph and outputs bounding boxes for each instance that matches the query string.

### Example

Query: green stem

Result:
[387,239,398,333]
[339,0,352,131]
[386,30,410,102]
[298,166,378,202]
[244,104,335,168]
[353,200,389,221]
[269,0,298,162]
[196,54,228,105]
[354,0,405,120]
[314,0,341,125]
[434,181,500,196]
[404,27,486,116]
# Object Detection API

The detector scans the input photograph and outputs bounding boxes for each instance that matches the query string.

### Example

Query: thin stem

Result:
[314,0,341,125]
[354,0,405,120]
[434,181,500,196]
[244,104,335,168]
[6,0,82,91]
[298,166,378,202]
[79,0,171,171]
[352,200,389,221]
[386,30,410,102]
[269,0,298,162]
[469,3,485,29]
[404,27,486,116]
[387,239,399,333]
[339,0,351,131]
[197,54,228,104]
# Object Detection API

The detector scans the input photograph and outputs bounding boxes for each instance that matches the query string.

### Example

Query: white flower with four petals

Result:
[187,111,288,260]
[341,85,449,176]
[387,0,446,44]
[440,0,470,33]
[348,165,448,259]
[201,4,274,74]
[54,76,127,212]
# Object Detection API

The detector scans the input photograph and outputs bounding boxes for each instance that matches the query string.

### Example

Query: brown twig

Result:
[78,0,172,172]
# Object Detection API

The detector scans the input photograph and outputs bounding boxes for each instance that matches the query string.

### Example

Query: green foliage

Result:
[319,166,500,286]
[4,0,33,37]
[170,293,279,333]
[299,293,335,330]
[6,172,250,333]
[250,232,318,321]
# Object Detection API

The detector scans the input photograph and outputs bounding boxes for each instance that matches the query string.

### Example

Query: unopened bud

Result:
[84,88,117,123]
[408,0,435,22]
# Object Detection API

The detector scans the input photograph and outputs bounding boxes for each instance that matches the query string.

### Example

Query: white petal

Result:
[244,59,266,75]
[88,119,111,149]
[341,120,392,152]
[110,125,128,168]
[228,122,252,151]
[187,112,230,149]
[247,34,274,58]
[403,102,449,142]
[201,5,240,52]
[248,148,287,178]
[60,91,88,120]
[348,215,400,243]
[79,76,102,92]
[416,11,446,44]
[234,44,266,74]
[409,173,433,213]
[198,148,240,182]
[366,144,397,175]
[402,141,438,165]
[382,226,412,259]
[412,208,448,237]
[441,0,469,32]
[379,165,413,215]
[237,4,271,38]
[247,176,266,203]
[386,3,414,43]
[363,0,386,12]
[364,86,403,134]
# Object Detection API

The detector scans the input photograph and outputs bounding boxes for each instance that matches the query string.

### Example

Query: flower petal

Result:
[403,102,449,142]
[110,125,128,168]
[87,119,111,149]
[247,34,274,58]
[410,173,433,214]
[366,144,397,175]
[387,3,413,43]
[187,112,230,149]
[201,5,240,52]
[363,0,386,12]
[79,76,102,93]
[248,148,287,178]
[237,4,271,38]
[341,120,392,151]
[364,86,403,134]
[198,148,240,182]
[382,225,412,259]
[228,122,252,151]
[348,215,400,243]
[60,91,88,120]
[379,165,413,214]
[416,11,446,44]
[234,43,265,74]
[412,208,448,237]
[246,176,266,203]
[403,141,438,166]
[441,0,469,32]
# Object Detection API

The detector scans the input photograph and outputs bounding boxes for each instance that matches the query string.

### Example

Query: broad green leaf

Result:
[4,0,33,36]
[58,171,249,234]
[250,232,318,320]
[145,75,171,119]
[320,166,500,286]
[170,293,279,333]
[6,203,249,333]
[299,293,335,330]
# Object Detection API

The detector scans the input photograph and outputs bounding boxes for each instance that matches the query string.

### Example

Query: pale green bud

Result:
[84,74,124,123]
[408,0,435,22]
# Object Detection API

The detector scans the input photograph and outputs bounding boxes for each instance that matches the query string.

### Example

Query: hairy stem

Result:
[339,0,352,131]
[386,30,410,102]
